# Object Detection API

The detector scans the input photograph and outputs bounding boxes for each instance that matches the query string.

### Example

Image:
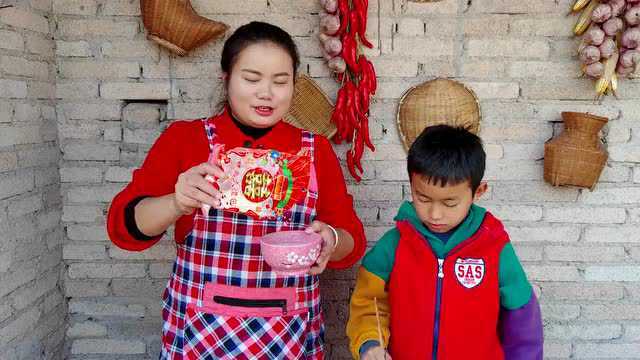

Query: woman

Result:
[107,21,366,359]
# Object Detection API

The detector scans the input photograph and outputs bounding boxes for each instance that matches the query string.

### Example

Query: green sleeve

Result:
[499,242,532,310]
[361,228,400,283]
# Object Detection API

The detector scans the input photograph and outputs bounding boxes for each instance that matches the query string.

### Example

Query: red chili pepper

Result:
[331,87,347,143]
[361,112,375,151]
[354,0,374,49]
[346,149,361,182]
[353,128,365,171]
[365,59,377,94]
[337,0,349,36]
[343,82,356,140]
[341,34,360,73]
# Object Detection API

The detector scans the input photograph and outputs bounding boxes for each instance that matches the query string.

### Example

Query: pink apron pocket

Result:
[183,283,309,360]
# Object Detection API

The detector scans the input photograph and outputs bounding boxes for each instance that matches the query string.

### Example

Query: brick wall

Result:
[1,0,639,358]
[0,0,65,359]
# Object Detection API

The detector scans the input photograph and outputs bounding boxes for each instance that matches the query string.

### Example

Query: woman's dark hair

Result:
[221,21,300,77]
[407,125,486,193]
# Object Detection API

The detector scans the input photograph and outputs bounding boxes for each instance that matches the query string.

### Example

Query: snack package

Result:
[202,145,311,219]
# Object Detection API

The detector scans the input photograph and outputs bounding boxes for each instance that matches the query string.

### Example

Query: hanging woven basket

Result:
[396,78,481,151]
[140,0,228,56]
[544,112,608,191]
[284,74,337,138]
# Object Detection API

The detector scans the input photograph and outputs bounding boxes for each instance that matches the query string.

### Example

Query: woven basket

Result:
[397,78,481,151]
[284,74,337,138]
[544,112,608,190]
[140,0,228,56]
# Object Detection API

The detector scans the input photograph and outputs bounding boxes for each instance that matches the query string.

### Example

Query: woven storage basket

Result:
[284,74,337,138]
[140,0,227,56]
[544,112,608,190]
[397,78,481,151]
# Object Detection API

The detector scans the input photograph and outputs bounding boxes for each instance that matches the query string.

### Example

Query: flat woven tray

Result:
[284,74,337,139]
[397,78,481,151]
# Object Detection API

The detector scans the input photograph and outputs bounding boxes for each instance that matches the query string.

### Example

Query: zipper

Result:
[213,295,288,315]
[432,258,444,360]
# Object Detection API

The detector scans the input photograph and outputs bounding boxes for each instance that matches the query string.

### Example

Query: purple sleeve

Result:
[499,293,543,360]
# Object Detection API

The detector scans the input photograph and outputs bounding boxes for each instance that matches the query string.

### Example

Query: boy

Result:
[346,125,543,359]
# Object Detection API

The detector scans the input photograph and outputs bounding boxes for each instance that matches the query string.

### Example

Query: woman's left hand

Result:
[306,220,337,275]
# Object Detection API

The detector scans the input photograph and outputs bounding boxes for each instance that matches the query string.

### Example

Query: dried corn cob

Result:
[574,0,600,36]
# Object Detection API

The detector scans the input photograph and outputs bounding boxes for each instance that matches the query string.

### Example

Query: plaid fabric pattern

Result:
[183,305,307,360]
[160,119,324,359]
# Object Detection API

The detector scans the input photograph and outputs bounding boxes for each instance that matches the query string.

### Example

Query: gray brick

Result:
[489,205,542,221]
[544,342,572,359]
[0,171,35,201]
[66,321,107,338]
[0,308,40,347]
[58,102,121,121]
[66,224,109,241]
[544,207,626,224]
[585,226,640,243]
[57,19,138,38]
[63,245,107,260]
[8,195,42,217]
[506,226,581,243]
[581,187,640,206]
[100,0,143,15]
[62,142,119,161]
[149,262,173,279]
[0,30,24,52]
[62,205,103,222]
[109,244,176,261]
[56,81,99,99]
[69,300,145,317]
[493,182,579,202]
[123,128,161,145]
[541,304,580,321]
[0,80,28,99]
[60,167,102,183]
[546,245,626,262]
[585,266,640,281]
[100,82,170,100]
[53,0,98,15]
[67,263,146,279]
[583,305,640,321]
[347,184,403,201]
[525,265,580,282]
[56,41,92,57]
[24,33,54,58]
[64,280,109,297]
[0,152,17,172]
[59,61,139,79]
[111,278,166,298]
[545,324,621,340]
[66,185,123,203]
[0,7,49,33]
[574,344,640,358]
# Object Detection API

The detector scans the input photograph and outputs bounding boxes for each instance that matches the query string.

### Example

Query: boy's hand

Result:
[362,346,392,360]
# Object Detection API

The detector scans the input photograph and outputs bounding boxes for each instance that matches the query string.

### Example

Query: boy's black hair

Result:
[407,125,486,193]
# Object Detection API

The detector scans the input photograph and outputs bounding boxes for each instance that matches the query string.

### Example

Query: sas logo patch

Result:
[455,258,485,289]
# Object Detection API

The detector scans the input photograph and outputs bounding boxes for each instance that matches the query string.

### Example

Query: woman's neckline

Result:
[229,111,275,140]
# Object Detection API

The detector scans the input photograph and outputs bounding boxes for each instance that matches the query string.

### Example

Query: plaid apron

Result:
[160,118,324,359]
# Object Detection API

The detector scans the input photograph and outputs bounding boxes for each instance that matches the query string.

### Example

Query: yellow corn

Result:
[572,0,592,12]
[574,0,599,36]
[595,51,619,99]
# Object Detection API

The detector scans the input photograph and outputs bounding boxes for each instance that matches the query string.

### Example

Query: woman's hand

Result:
[173,158,225,216]
[306,220,337,275]
[362,346,392,360]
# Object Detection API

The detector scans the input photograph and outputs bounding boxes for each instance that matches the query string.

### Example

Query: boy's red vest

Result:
[388,213,509,359]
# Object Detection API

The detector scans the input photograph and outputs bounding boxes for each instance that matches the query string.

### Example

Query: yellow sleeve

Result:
[346,266,390,359]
